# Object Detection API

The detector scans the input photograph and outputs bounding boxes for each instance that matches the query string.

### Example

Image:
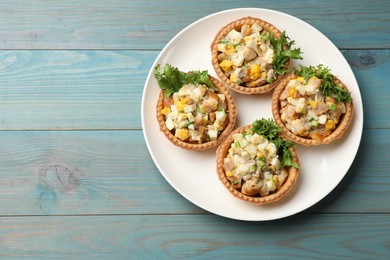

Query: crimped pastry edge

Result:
[216,125,300,205]
[156,75,237,150]
[210,16,290,95]
[271,72,354,146]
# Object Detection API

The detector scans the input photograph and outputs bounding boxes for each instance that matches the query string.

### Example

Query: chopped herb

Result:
[258,157,266,169]
[252,118,299,169]
[219,40,229,44]
[294,64,352,103]
[252,118,281,140]
[184,121,193,128]
[257,31,270,42]
[251,165,257,172]
[269,31,303,77]
[309,118,319,128]
[154,64,216,97]
[329,103,337,111]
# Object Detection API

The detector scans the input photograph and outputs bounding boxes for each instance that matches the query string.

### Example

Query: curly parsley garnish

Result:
[252,119,299,169]
[294,64,352,103]
[269,31,303,79]
[154,64,216,97]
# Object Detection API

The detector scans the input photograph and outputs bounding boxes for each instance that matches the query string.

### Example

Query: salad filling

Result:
[279,65,352,141]
[222,119,298,197]
[154,64,230,144]
[216,22,301,88]
[161,83,228,143]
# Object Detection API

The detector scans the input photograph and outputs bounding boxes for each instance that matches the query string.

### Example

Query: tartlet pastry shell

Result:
[272,72,354,146]
[216,125,300,205]
[210,16,290,95]
[156,75,237,150]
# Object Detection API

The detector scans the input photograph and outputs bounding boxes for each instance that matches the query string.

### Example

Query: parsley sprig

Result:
[294,64,352,103]
[269,31,303,79]
[154,64,216,97]
[252,119,299,169]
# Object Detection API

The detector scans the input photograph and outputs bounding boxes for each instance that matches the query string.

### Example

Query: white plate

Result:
[141,8,363,221]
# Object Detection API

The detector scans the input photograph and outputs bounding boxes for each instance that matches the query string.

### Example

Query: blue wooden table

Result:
[0,0,389,258]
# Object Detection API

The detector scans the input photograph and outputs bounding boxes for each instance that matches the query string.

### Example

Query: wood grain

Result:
[0,129,387,216]
[0,50,154,130]
[0,0,388,49]
[0,130,201,216]
[0,1,388,258]
[0,214,389,258]
[0,49,388,130]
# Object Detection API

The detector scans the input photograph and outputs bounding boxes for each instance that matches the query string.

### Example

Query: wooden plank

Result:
[0,49,388,130]
[0,130,201,216]
[0,214,389,258]
[344,49,390,129]
[0,0,388,49]
[0,50,154,130]
[0,129,388,216]
[306,127,390,213]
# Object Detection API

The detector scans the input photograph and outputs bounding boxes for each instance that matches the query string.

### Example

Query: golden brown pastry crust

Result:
[216,125,299,205]
[272,72,354,146]
[156,75,237,150]
[210,16,290,95]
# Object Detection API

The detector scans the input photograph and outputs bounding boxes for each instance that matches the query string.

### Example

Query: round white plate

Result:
[141,8,363,221]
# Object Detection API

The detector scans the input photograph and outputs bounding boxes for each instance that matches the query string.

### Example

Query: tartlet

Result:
[210,16,302,95]
[216,119,299,205]
[272,64,354,146]
[155,64,237,150]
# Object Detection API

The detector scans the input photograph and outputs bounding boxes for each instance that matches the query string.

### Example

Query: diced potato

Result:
[226,29,243,44]
[251,23,263,32]
[318,115,327,124]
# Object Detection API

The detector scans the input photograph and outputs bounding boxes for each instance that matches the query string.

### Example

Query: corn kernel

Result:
[160,107,171,116]
[246,81,257,87]
[257,153,265,158]
[325,120,335,130]
[250,64,261,80]
[220,60,233,72]
[176,129,189,141]
[176,101,185,112]
[226,171,233,177]
[310,100,317,108]
[288,87,296,97]
[244,36,251,43]
[225,45,236,54]
[296,77,304,82]
[181,97,189,104]
[230,73,237,83]
[273,175,278,185]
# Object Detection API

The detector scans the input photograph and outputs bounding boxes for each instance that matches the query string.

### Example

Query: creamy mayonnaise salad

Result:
[161,83,229,143]
[223,129,288,196]
[216,23,276,87]
[279,75,346,141]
